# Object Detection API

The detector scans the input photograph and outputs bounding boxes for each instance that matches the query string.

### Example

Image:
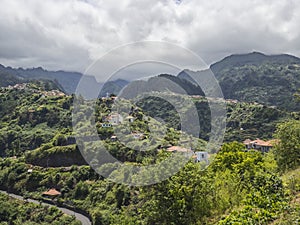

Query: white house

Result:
[131,132,144,140]
[195,151,209,163]
[126,116,135,123]
[108,113,123,125]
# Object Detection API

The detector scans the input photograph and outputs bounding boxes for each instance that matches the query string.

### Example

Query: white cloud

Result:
[0,0,299,72]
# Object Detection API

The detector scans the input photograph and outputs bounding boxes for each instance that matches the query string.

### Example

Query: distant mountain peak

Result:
[230,51,266,57]
[210,52,300,73]
[0,63,134,98]
[251,51,266,55]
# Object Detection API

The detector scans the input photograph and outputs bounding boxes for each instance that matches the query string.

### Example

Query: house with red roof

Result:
[166,146,194,158]
[42,188,61,199]
[243,139,278,152]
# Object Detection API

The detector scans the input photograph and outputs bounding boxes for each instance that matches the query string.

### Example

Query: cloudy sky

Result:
[0,0,299,74]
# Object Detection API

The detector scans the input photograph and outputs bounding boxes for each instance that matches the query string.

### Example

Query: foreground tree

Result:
[273,120,300,172]
[140,162,213,225]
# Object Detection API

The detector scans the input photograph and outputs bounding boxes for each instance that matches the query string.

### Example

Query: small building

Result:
[243,139,252,147]
[166,146,194,157]
[126,116,135,123]
[195,151,209,163]
[108,113,123,125]
[131,132,144,140]
[102,116,109,122]
[111,135,117,141]
[42,90,65,97]
[42,188,61,199]
[243,139,275,153]
[111,96,118,101]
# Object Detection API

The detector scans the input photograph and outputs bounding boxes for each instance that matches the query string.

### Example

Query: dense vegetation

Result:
[136,95,293,142]
[0,83,72,157]
[0,192,80,225]
[215,62,300,111]
[273,119,300,172]
[0,82,292,158]
[0,64,128,95]
[0,64,83,94]
[0,55,299,224]
[0,69,64,91]
[0,139,299,224]
[1,52,300,110]
[178,52,300,111]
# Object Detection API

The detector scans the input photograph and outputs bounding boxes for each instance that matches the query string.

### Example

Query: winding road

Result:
[0,190,92,225]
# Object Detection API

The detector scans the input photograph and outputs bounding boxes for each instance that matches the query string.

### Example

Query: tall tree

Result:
[274,120,300,172]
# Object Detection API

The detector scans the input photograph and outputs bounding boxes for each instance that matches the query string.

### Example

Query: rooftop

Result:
[42,188,61,196]
[244,138,279,147]
[167,146,192,153]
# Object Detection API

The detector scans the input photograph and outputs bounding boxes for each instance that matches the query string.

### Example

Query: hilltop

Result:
[1,52,299,110]
[178,52,300,111]
[0,64,128,96]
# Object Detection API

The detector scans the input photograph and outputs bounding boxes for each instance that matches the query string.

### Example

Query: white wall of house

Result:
[195,151,209,163]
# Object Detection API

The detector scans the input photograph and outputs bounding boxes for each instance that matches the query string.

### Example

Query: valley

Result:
[0,52,299,224]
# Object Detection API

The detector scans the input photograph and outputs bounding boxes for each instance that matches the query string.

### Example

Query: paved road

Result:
[0,190,92,225]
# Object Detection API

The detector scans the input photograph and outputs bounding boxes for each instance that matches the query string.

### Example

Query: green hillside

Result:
[136,95,293,142]
[0,82,293,158]
[178,52,300,111]
[0,83,72,157]
[2,52,300,112]
[0,64,128,96]
[0,192,80,224]
[0,59,299,224]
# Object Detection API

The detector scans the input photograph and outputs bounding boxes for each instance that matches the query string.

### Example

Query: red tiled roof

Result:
[244,139,278,147]
[42,188,61,196]
[167,146,192,153]
[251,139,273,147]
[243,139,252,145]
[263,139,279,147]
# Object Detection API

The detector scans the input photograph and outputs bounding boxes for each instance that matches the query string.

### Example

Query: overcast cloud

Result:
[0,0,299,74]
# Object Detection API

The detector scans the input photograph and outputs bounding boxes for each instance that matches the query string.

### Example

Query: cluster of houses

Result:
[101,113,135,127]
[101,93,118,101]
[101,113,144,140]
[164,137,278,164]
[4,83,65,97]
[110,131,145,142]
[5,83,32,90]
[41,90,65,97]
[226,99,239,104]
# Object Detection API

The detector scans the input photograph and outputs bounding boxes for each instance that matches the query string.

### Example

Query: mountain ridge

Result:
[210,51,300,74]
[177,52,300,111]
[0,63,129,97]
[1,51,300,110]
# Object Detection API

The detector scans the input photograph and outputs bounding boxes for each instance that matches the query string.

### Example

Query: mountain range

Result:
[178,52,300,111]
[0,52,299,110]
